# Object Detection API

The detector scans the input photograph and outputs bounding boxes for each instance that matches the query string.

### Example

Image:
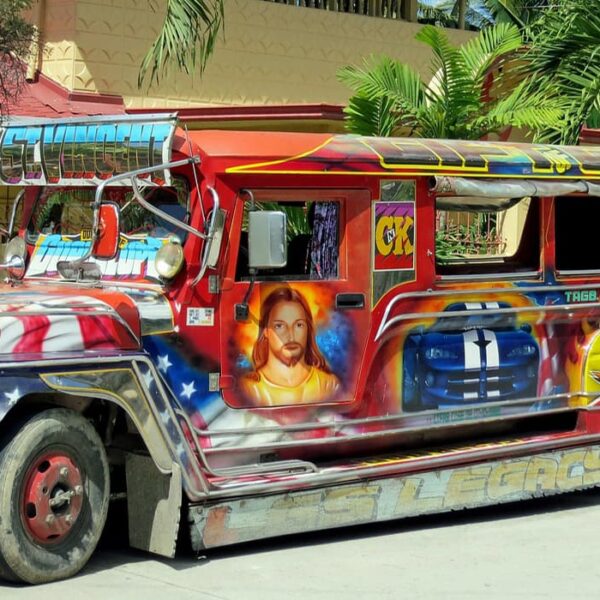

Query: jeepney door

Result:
[219,188,371,411]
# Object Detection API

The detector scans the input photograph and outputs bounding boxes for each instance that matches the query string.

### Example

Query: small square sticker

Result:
[187,307,214,326]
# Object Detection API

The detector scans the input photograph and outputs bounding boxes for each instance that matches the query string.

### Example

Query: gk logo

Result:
[375,215,414,257]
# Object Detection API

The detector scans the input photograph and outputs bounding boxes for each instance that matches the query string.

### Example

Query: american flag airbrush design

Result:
[0,293,138,354]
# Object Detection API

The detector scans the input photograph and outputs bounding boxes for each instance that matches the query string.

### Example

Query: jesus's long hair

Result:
[251,287,331,374]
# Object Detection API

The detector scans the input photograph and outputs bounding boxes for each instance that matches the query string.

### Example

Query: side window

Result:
[435,196,539,276]
[555,196,600,273]
[237,200,340,281]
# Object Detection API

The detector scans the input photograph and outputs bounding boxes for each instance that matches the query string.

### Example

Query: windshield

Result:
[27,179,189,242]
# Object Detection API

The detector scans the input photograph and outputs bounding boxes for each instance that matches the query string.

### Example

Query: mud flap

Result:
[125,453,182,558]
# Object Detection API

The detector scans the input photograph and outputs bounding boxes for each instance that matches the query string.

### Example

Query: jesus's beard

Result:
[272,343,304,367]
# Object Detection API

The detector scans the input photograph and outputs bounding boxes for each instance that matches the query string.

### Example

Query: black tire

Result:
[0,408,109,584]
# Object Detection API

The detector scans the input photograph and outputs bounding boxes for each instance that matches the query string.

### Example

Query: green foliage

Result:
[0,0,35,116]
[338,23,562,140]
[138,0,224,88]
[522,0,600,144]
[482,0,548,29]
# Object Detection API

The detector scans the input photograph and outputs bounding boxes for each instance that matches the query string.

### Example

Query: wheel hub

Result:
[21,452,84,545]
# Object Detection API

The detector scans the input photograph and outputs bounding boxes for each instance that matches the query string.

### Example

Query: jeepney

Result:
[1,114,600,583]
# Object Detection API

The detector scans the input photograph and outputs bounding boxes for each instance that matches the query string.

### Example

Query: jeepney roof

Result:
[190,130,600,182]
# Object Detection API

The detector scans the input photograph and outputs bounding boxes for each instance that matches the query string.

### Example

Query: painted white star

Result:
[142,369,154,389]
[5,388,20,406]
[181,381,196,400]
[157,354,172,373]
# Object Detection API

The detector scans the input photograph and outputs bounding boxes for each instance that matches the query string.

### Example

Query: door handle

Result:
[335,293,365,310]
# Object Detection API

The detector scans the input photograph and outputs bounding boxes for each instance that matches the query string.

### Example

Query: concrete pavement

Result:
[2,488,600,599]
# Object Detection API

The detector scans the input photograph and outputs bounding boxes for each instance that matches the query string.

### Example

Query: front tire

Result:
[0,408,109,584]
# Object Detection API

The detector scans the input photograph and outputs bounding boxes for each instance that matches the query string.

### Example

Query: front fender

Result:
[0,354,207,500]
[0,373,55,421]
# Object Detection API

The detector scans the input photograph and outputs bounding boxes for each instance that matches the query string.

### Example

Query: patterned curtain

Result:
[308,202,338,279]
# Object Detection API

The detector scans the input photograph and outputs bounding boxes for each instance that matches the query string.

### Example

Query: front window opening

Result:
[237,199,340,281]
[555,196,600,273]
[435,196,539,276]
[27,178,189,243]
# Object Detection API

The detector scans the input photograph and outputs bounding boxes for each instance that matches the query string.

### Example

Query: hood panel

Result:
[0,285,174,355]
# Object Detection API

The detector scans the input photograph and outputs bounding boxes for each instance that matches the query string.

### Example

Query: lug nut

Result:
[59,467,69,478]
[45,514,55,524]
[64,515,73,525]
[74,485,83,496]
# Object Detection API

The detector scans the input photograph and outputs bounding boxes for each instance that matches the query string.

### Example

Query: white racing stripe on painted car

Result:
[463,329,480,370]
[462,328,500,400]
[482,329,499,369]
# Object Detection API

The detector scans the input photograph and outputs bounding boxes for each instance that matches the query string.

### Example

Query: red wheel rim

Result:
[21,451,84,545]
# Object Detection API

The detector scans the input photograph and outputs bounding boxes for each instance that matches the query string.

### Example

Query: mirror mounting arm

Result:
[67,156,201,270]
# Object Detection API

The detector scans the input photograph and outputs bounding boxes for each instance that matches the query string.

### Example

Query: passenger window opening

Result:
[435,196,540,277]
[237,199,340,281]
[555,196,600,273]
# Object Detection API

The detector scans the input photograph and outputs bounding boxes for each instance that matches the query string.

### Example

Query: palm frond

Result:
[460,22,522,85]
[416,25,479,124]
[138,0,224,88]
[343,93,407,137]
[338,56,426,110]
[482,79,564,134]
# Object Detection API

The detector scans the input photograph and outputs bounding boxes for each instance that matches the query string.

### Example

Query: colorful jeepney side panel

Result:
[225,283,356,409]
[373,180,416,304]
[370,284,600,417]
[191,444,600,549]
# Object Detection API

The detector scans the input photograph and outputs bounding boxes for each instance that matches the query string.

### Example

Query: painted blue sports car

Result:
[402,302,539,411]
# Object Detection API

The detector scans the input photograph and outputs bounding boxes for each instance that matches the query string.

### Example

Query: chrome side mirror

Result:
[248,211,287,269]
[0,236,27,280]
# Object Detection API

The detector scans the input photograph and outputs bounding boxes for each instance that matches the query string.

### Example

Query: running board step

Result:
[190,441,600,550]
[206,429,599,491]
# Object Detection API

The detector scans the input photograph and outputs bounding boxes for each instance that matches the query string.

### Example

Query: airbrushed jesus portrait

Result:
[240,287,340,407]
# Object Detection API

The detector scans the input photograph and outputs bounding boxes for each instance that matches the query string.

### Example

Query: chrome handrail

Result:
[69,156,201,269]
[130,176,206,241]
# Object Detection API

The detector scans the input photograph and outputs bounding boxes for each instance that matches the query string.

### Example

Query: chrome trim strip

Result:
[377,283,600,341]
[379,302,600,343]
[557,269,600,276]
[200,404,585,457]
[437,271,541,281]
[207,432,600,498]
[196,392,594,439]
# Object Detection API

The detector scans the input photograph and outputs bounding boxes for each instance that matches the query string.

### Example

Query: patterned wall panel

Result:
[38,0,474,108]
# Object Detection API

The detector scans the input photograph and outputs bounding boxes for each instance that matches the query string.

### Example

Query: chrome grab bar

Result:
[70,156,201,268]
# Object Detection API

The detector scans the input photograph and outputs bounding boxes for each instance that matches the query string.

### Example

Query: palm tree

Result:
[138,0,224,87]
[523,0,600,144]
[337,23,561,140]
